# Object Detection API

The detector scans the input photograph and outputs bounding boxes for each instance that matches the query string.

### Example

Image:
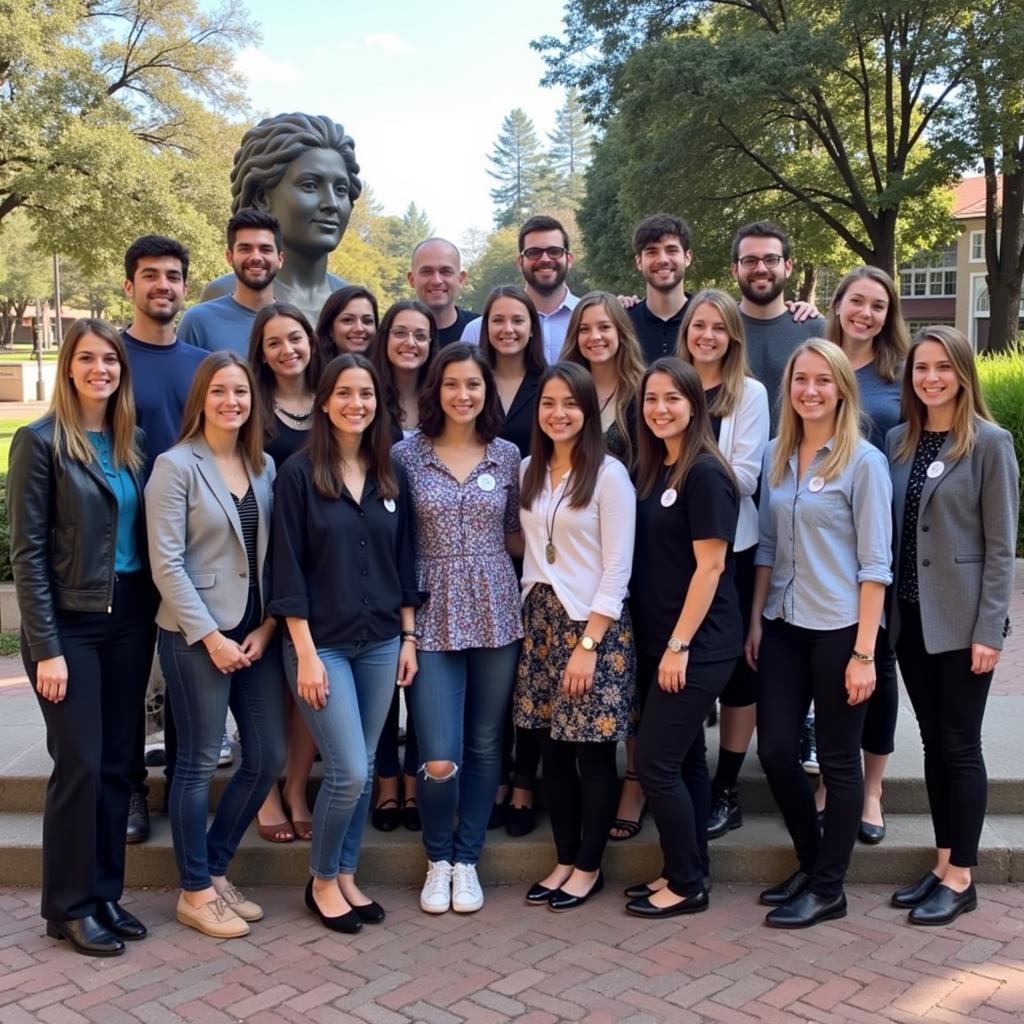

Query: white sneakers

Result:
[452,863,484,913]
[420,860,454,913]
[420,861,484,914]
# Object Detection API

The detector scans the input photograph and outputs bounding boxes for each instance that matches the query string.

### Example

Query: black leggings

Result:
[533,730,617,872]
[860,627,898,755]
[375,689,419,780]
[896,600,992,867]
[635,655,735,896]
[756,618,866,900]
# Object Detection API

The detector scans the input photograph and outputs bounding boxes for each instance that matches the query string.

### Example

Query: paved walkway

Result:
[1,883,1023,1023]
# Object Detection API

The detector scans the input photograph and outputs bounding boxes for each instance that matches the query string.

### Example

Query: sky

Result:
[234,0,573,249]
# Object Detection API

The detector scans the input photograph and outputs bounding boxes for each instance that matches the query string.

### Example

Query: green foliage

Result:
[977,345,1024,555]
[548,88,593,207]
[488,109,545,228]
[0,471,10,582]
[461,227,521,311]
[0,213,51,346]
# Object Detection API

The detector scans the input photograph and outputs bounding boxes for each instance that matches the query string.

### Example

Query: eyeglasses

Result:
[521,246,568,261]
[737,254,784,269]
[389,327,430,344]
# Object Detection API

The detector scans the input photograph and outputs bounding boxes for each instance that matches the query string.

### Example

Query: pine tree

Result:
[487,109,544,228]
[548,88,594,206]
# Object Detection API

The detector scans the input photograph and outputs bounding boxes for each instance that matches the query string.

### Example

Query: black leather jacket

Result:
[7,415,149,661]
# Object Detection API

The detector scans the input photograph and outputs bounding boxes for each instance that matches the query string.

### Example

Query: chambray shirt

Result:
[755,437,893,630]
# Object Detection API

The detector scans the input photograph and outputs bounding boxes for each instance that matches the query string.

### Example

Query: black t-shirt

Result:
[438,306,479,347]
[630,454,742,660]
[627,295,692,365]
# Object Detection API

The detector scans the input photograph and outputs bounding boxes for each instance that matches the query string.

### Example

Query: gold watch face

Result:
[581,636,596,651]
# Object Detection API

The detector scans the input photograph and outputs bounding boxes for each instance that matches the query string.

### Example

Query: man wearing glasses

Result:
[460,215,579,364]
[731,221,822,433]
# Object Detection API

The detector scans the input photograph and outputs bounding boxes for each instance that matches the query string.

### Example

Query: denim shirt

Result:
[755,436,893,630]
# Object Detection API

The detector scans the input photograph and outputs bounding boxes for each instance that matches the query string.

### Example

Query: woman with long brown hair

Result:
[147,352,286,940]
[515,362,637,912]
[315,285,380,361]
[10,319,155,956]
[270,354,420,931]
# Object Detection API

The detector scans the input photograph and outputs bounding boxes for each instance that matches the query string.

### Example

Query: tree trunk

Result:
[984,159,1024,353]
[798,263,817,304]
[985,278,1022,352]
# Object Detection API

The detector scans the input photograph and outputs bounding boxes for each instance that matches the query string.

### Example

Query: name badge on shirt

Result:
[477,473,496,492]
[926,460,945,479]
[808,475,825,493]
[660,488,678,508]
[383,498,397,513]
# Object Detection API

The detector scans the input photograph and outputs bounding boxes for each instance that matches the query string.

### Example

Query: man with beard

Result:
[177,210,285,355]
[121,235,206,843]
[460,215,579,363]
[627,213,695,364]
[408,237,478,347]
[731,221,821,433]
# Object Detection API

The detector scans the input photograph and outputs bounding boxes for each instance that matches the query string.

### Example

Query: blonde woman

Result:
[678,289,769,841]
[746,340,892,929]
[9,320,155,956]
[887,327,1018,925]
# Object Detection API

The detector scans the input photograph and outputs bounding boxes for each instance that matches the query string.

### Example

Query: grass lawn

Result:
[0,419,30,473]
[0,349,58,362]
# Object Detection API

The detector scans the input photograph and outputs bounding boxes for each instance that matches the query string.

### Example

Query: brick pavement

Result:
[1,883,1022,1023]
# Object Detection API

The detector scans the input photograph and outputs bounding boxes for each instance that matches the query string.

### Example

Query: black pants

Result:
[756,618,865,900]
[499,715,542,788]
[636,654,734,896]
[896,600,992,867]
[861,627,898,755]
[24,573,156,921]
[533,729,617,872]
[375,688,419,779]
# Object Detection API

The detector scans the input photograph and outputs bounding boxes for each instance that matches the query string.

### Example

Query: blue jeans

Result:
[409,643,521,864]
[285,636,399,878]
[160,628,287,891]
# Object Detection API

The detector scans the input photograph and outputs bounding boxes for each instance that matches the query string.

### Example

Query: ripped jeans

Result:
[408,643,521,864]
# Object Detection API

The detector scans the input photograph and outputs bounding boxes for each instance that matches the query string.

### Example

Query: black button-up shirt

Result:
[269,452,423,646]
[627,295,692,365]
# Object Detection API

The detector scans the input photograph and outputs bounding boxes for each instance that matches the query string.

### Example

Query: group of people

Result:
[9,207,1018,959]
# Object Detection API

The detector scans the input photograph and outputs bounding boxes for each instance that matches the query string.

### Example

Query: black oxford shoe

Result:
[891,871,942,909]
[46,916,125,957]
[707,788,742,839]
[908,883,977,926]
[759,870,810,906]
[765,890,847,929]
[626,889,709,918]
[96,901,147,940]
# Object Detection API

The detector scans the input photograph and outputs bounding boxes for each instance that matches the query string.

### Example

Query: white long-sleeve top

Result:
[520,454,636,621]
[716,376,770,552]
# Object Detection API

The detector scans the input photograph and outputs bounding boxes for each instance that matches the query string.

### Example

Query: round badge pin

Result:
[926,460,944,479]
[383,498,397,513]
[660,488,678,508]
[477,473,496,492]
[808,476,825,493]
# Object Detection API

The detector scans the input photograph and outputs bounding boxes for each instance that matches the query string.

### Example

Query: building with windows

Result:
[899,176,1021,349]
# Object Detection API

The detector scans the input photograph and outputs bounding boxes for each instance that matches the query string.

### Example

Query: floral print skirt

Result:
[513,584,637,742]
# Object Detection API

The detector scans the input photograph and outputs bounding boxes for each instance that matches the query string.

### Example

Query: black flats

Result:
[908,883,977,926]
[857,815,886,845]
[626,889,709,918]
[304,878,362,933]
[759,870,810,906]
[765,890,847,929]
[96,901,147,940]
[46,915,125,957]
[548,871,604,912]
[891,871,942,908]
[371,797,400,832]
[525,881,558,905]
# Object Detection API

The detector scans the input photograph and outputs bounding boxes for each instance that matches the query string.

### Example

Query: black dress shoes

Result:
[548,871,603,912]
[125,790,150,844]
[46,916,125,957]
[857,816,886,844]
[352,899,386,924]
[765,890,847,929]
[304,878,362,933]
[506,803,536,837]
[525,881,559,905]
[908,883,977,926]
[891,871,942,908]
[623,881,656,899]
[759,870,811,906]
[707,787,742,839]
[96,901,147,940]
[626,889,709,918]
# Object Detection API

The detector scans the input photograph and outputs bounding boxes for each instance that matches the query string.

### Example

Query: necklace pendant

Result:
[545,542,556,565]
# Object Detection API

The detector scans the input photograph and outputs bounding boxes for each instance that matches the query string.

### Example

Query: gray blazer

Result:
[886,418,1018,653]
[146,437,276,646]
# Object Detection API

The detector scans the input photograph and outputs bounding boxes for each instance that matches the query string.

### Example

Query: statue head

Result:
[230,113,363,260]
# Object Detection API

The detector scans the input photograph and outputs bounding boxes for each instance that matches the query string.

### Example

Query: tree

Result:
[461,227,520,311]
[960,8,1024,350]
[0,0,255,281]
[487,109,544,228]
[548,88,593,207]
[535,1,975,277]
[0,213,51,348]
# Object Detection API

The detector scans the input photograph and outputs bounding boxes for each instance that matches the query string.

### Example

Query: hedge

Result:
[0,473,9,582]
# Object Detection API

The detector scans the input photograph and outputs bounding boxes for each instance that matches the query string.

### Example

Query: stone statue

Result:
[199,113,362,324]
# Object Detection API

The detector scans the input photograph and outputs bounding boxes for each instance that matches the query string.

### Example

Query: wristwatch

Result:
[667,637,690,653]
[850,648,875,663]
[580,634,599,652]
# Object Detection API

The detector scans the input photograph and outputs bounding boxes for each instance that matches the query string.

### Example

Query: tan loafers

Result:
[176,892,250,938]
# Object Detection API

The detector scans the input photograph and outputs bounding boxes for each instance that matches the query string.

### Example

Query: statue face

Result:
[264,147,352,257]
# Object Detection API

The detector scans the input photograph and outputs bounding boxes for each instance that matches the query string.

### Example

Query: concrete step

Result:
[3,811,1023,888]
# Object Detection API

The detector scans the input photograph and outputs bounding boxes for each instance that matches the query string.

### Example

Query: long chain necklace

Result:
[545,470,572,564]
[274,399,314,423]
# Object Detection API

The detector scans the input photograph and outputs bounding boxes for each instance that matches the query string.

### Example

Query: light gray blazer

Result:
[146,436,276,645]
[886,418,1019,653]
